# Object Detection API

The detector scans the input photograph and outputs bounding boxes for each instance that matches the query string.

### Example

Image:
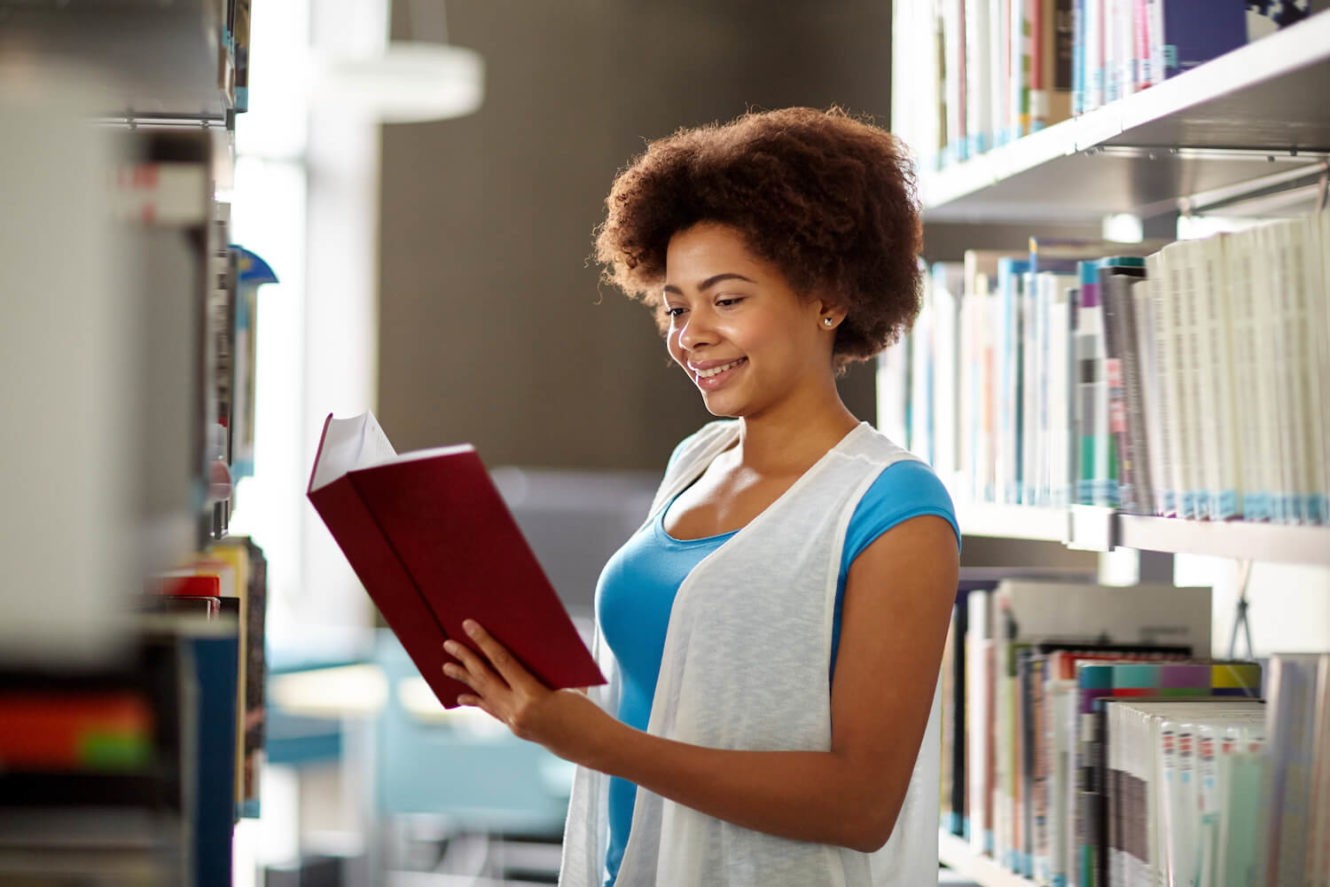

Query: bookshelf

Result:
[917,11,1330,224]
[0,0,234,122]
[957,503,1330,566]
[1,1,259,884]
[904,9,1330,886]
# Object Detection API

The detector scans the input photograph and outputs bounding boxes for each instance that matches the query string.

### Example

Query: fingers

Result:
[460,620,527,688]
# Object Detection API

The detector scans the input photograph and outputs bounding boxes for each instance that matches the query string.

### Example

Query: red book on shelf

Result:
[306,412,605,708]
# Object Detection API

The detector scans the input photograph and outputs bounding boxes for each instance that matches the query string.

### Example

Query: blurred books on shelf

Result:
[892,0,1325,173]
[881,209,1330,529]
[938,585,1330,887]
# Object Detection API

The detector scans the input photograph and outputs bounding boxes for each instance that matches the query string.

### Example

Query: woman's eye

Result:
[662,306,685,319]
[715,297,743,308]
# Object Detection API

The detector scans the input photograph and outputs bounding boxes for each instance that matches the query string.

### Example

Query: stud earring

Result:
[823,317,835,327]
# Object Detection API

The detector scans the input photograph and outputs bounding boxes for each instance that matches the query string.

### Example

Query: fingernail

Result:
[443,640,457,654]
[463,620,478,635]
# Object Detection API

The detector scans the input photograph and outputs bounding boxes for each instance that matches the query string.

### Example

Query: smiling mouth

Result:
[693,358,747,379]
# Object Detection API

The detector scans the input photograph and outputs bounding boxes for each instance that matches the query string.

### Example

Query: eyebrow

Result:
[661,272,757,295]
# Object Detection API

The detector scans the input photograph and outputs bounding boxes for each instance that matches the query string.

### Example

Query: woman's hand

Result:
[442,619,612,764]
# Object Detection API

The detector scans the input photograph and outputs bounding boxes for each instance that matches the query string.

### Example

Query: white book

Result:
[993,602,1014,870]
[993,0,1012,145]
[1186,237,1224,521]
[1281,216,1324,525]
[940,0,968,164]
[1171,240,1207,519]
[1145,0,1166,87]
[1216,740,1268,887]
[1085,0,1106,111]
[1251,223,1289,523]
[966,588,996,855]
[1047,275,1078,509]
[1138,704,1265,887]
[1197,714,1267,886]
[1262,654,1327,885]
[1009,0,1033,141]
[1268,220,1308,524]
[965,0,995,154]
[1321,209,1330,523]
[1105,0,1126,102]
[1223,229,1269,521]
[931,263,965,488]
[1022,269,1042,505]
[1200,235,1243,520]
[891,0,943,172]
[910,275,935,462]
[1310,210,1330,527]
[1046,675,1078,885]
[875,340,910,449]
[1151,247,1191,518]
[958,286,980,501]
[996,260,1025,505]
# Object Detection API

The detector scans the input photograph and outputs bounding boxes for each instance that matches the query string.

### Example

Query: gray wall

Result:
[378,0,892,469]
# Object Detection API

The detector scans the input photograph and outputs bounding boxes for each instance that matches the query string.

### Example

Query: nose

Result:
[676,306,715,352]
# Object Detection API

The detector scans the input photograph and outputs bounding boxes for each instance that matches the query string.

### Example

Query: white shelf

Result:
[1117,515,1330,566]
[957,502,1068,543]
[958,503,1330,566]
[938,832,1038,887]
[919,11,1330,223]
[0,0,228,121]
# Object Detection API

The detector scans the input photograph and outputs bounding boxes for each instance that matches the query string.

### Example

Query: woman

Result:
[441,106,961,885]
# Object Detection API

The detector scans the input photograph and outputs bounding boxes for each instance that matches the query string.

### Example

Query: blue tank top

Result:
[595,458,959,884]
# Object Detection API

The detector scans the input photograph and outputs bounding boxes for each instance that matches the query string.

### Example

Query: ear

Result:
[816,302,847,330]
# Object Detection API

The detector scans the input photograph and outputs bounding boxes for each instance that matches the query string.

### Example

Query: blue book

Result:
[185,624,240,887]
[1161,0,1248,78]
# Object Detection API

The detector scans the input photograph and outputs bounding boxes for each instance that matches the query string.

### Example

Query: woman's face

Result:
[661,222,840,420]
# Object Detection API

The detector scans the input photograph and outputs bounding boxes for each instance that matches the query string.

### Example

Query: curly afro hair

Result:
[595,106,922,367]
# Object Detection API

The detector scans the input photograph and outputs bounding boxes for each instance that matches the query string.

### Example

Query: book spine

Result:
[942,0,969,165]
[968,589,996,854]
[1252,225,1285,522]
[1100,268,1143,511]
[1072,0,1086,115]
[995,0,1013,145]
[1121,277,1156,515]
[1085,0,1105,111]
[1132,278,1165,516]
[1224,232,1268,520]
[966,0,994,154]
[1022,270,1042,504]
[1202,236,1243,520]
[1172,245,1206,519]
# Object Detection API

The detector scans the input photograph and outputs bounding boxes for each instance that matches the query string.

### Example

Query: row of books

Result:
[0,536,268,887]
[940,575,1330,886]
[890,0,1320,172]
[879,209,1330,524]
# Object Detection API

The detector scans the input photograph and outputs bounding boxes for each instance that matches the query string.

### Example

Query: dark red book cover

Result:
[307,413,605,708]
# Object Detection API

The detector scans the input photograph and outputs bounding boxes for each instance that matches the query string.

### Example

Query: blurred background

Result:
[4,1,1328,885]
[241,6,894,879]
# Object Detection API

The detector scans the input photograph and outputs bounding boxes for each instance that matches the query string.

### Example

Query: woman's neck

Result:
[732,400,861,477]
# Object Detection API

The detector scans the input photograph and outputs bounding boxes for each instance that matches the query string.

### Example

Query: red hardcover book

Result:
[306,412,605,708]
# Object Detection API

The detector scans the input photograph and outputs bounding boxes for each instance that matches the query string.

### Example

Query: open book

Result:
[307,412,605,708]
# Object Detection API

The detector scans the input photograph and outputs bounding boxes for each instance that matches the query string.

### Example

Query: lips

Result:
[693,358,747,378]
[689,356,748,389]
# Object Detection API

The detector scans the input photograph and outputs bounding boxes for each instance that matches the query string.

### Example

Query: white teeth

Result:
[695,359,745,379]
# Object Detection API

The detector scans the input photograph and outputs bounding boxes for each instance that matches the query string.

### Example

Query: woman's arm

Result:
[444,513,959,852]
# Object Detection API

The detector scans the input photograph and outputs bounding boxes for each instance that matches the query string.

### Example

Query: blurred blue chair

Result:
[373,629,571,878]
